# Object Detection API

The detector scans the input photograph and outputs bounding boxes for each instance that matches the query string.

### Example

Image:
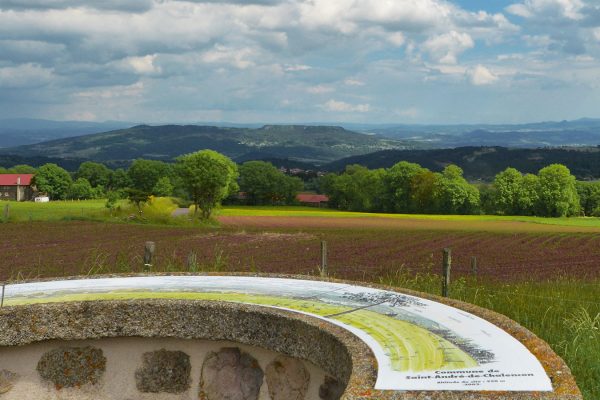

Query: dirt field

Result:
[2,219,599,282]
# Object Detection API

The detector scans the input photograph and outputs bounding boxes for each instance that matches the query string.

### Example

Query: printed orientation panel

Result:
[1,276,553,392]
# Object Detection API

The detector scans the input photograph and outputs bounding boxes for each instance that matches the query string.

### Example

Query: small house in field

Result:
[0,174,34,201]
[296,193,329,207]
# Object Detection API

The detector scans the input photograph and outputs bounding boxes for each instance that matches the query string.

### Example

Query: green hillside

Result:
[0,124,415,165]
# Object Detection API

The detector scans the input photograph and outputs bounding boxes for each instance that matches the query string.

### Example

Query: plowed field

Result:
[1,219,599,282]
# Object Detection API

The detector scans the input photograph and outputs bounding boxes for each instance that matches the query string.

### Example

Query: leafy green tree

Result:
[127,159,171,194]
[518,173,540,215]
[76,161,111,188]
[493,167,524,215]
[105,191,119,214]
[126,188,150,213]
[8,164,37,174]
[32,163,72,200]
[536,164,580,217]
[576,181,600,216]
[381,161,424,213]
[410,169,439,213]
[175,150,239,219]
[68,178,94,200]
[152,176,174,197]
[321,165,385,212]
[433,165,480,214]
[239,161,303,205]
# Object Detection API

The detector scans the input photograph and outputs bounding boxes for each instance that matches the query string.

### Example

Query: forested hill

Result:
[324,146,600,181]
[0,124,415,165]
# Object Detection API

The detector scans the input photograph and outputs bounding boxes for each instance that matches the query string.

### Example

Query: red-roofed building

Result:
[296,193,329,207]
[0,174,34,201]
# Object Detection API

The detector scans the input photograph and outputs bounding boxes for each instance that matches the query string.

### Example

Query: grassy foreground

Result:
[4,200,600,229]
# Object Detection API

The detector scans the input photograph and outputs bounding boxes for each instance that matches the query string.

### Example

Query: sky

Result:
[1,0,600,125]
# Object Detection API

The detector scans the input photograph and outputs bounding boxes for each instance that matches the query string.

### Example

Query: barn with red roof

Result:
[296,193,329,207]
[0,174,34,201]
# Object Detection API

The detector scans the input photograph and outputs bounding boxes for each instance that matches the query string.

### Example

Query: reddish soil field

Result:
[1,220,599,282]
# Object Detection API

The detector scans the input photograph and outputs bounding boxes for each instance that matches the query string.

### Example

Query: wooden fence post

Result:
[3,203,9,220]
[1,282,5,308]
[471,256,478,276]
[144,241,155,272]
[442,248,451,297]
[320,241,328,278]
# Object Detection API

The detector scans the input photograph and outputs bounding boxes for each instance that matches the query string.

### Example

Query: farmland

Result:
[0,202,599,398]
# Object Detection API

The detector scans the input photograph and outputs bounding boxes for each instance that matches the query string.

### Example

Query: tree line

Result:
[320,162,588,218]
[5,151,599,218]
[5,151,303,219]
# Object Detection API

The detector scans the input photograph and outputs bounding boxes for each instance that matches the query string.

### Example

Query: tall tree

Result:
[32,163,72,200]
[239,161,303,205]
[8,165,37,174]
[576,181,600,216]
[127,159,171,194]
[433,165,480,214]
[410,169,439,214]
[68,178,94,200]
[536,164,580,217]
[493,167,524,215]
[321,165,385,212]
[175,150,238,219]
[381,161,424,213]
[76,161,111,188]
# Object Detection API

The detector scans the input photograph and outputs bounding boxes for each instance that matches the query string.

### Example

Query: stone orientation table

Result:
[0,274,582,399]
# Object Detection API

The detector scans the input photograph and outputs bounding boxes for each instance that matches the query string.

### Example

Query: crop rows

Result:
[1,220,599,282]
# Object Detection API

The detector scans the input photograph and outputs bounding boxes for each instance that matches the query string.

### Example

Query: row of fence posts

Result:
[139,240,468,298]
[0,241,469,308]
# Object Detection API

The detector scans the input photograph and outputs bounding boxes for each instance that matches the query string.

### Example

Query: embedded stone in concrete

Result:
[36,346,106,389]
[135,349,191,393]
[319,375,345,400]
[265,355,310,400]
[200,347,264,400]
[0,370,18,395]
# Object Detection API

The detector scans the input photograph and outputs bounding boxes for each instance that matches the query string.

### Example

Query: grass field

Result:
[0,200,599,398]
[4,200,600,230]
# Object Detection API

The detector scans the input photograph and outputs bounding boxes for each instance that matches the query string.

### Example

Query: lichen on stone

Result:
[36,346,106,389]
[135,349,191,394]
[0,370,18,395]
[266,355,310,400]
[319,375,345,400]
[200,347,264,400]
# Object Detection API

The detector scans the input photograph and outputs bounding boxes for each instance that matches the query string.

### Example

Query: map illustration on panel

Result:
[1,276,553,391]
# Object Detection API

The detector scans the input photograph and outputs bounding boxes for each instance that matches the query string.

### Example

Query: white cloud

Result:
[284,64,312,72]
[0,63,54,88]
[323,99,370,113]
[74,82,145,99]
[506,0,585,20]
[125,54,161,74]
[344,78,365,86]
[307,85,334,94]
[201,45,257,69]
[423,31,474,64]
[468,65,499,85]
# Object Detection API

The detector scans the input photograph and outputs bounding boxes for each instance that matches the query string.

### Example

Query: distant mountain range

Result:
[0,118,134,148]
[2,118,600,151]
[3,119,600,180]
[360,118,600,148]
[0,124,414,165]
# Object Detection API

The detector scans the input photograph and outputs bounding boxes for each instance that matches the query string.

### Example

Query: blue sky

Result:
[0,0,599,124]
